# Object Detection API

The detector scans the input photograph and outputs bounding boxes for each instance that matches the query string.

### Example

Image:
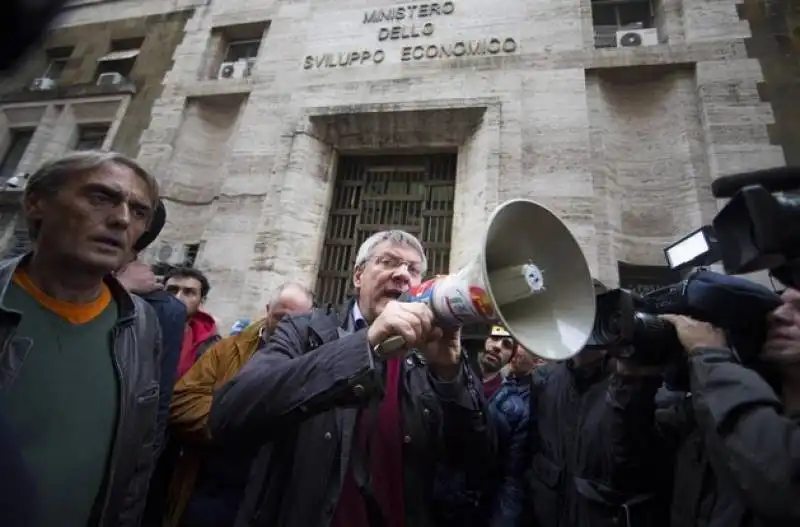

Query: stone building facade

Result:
[740,0,800,165]
[0,0,198,256]
[0,0,793,328]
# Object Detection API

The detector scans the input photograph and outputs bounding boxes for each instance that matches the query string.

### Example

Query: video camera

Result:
[588,166,800,364]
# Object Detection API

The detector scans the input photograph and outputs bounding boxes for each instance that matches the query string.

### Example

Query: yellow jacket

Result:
[163,318,267,527]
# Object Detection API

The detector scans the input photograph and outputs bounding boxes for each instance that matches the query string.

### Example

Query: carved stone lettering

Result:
[399,37,517,61]
[363,2,455,24]
[303,3,519,70]
[303,49,386,69]
[378,22,435,41]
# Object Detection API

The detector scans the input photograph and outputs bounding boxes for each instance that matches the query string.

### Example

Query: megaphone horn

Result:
[378,199,597,361]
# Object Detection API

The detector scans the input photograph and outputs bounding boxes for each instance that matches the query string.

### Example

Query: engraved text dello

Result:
[302,2,518,70]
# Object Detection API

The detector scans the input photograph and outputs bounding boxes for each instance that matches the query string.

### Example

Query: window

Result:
[0,130,34,184]
[592,0,656,48]
[316,154,456,306]
[225,40,261,62]
[42,46,72,81]
[96,38,143,79]
[184,243,200,267]
[223,39,260,76]
[75,125,109,150]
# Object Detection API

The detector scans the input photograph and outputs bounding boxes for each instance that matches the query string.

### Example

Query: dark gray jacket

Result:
[662,347,800,527]
[0,254,164,527]
[209,303,495,527]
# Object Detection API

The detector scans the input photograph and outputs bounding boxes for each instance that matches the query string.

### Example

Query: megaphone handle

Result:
[375,335,406,356]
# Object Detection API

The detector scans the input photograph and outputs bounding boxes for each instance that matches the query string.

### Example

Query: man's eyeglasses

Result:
[372,254,423,278]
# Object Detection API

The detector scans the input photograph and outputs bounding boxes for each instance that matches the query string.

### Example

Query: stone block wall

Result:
[130,0,785,327]
[740,0,800,165]
[0,8,192,158]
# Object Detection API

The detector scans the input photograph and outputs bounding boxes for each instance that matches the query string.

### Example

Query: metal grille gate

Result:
[316,154,457,307]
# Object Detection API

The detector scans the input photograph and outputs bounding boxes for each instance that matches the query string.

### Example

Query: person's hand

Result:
[116,261,162,295]
[660,314,726,354]
[367,301,441,353]
[423,327,462,380]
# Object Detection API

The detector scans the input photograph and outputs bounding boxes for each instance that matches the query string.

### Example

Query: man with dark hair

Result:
[114,200,188,527]
[117,199,186,445]
[0,150,164,527]
[164,266,219,380]
[479,325,518,399]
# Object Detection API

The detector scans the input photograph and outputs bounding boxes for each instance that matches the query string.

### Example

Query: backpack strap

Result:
[195,334,222,360]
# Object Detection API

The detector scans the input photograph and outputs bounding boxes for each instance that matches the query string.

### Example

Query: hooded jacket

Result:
[177,311,219,381]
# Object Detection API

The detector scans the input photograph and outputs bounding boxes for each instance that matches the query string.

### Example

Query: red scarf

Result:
[332,356,405,527]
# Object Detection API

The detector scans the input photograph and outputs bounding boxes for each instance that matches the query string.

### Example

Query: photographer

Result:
[526,281,669,527]
[658,287,800,525]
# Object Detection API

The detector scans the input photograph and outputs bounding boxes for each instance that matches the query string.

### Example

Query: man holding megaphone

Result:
[209,230,493,527]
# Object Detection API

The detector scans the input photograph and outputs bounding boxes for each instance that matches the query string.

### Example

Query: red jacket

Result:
[176,311,218,381]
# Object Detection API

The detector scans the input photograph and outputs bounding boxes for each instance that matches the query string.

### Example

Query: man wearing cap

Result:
[481,326,538,527]
[480,325,518,399]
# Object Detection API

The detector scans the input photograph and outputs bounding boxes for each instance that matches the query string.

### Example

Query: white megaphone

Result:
[379,199,597,361]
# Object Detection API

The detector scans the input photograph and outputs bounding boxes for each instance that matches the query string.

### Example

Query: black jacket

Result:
[659,347,800,527]
[528,358,667,527]
[0,254,164,527]
[0,413,36,526]
[209,303,494,527]
[140,290,187,527]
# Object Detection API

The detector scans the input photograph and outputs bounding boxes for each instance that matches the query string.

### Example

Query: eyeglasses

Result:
[372,254,423,278]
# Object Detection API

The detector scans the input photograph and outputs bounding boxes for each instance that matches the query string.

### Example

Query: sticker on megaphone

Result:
[405,264,499,327]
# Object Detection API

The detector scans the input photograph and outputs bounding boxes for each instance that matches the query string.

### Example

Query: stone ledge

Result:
[303,97,501,118]
[0,80,136,104]
[179,79,254,98]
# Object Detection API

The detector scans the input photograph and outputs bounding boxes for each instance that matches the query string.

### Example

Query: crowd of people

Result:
[0,149,798,527]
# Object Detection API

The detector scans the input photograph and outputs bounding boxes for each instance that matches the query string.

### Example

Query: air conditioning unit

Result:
[30,77,57,91]
[154,242,188,266]
[4,172,29,189]
[616,28,660,48]
[218,60,250,80]
[96,72,125,86]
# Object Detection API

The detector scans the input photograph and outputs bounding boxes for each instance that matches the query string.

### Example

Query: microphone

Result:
[711,166,800,198]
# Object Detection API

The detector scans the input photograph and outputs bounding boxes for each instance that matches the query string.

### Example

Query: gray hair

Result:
[269,281,315,307]
[354,230,428,273]
[23,150,160,239]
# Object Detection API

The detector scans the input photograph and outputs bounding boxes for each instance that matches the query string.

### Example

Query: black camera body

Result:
[588,166,800,366]
[711,166,800,289]
[589,271,783,366]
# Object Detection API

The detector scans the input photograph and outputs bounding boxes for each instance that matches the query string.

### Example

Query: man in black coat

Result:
[210,230,494,527]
